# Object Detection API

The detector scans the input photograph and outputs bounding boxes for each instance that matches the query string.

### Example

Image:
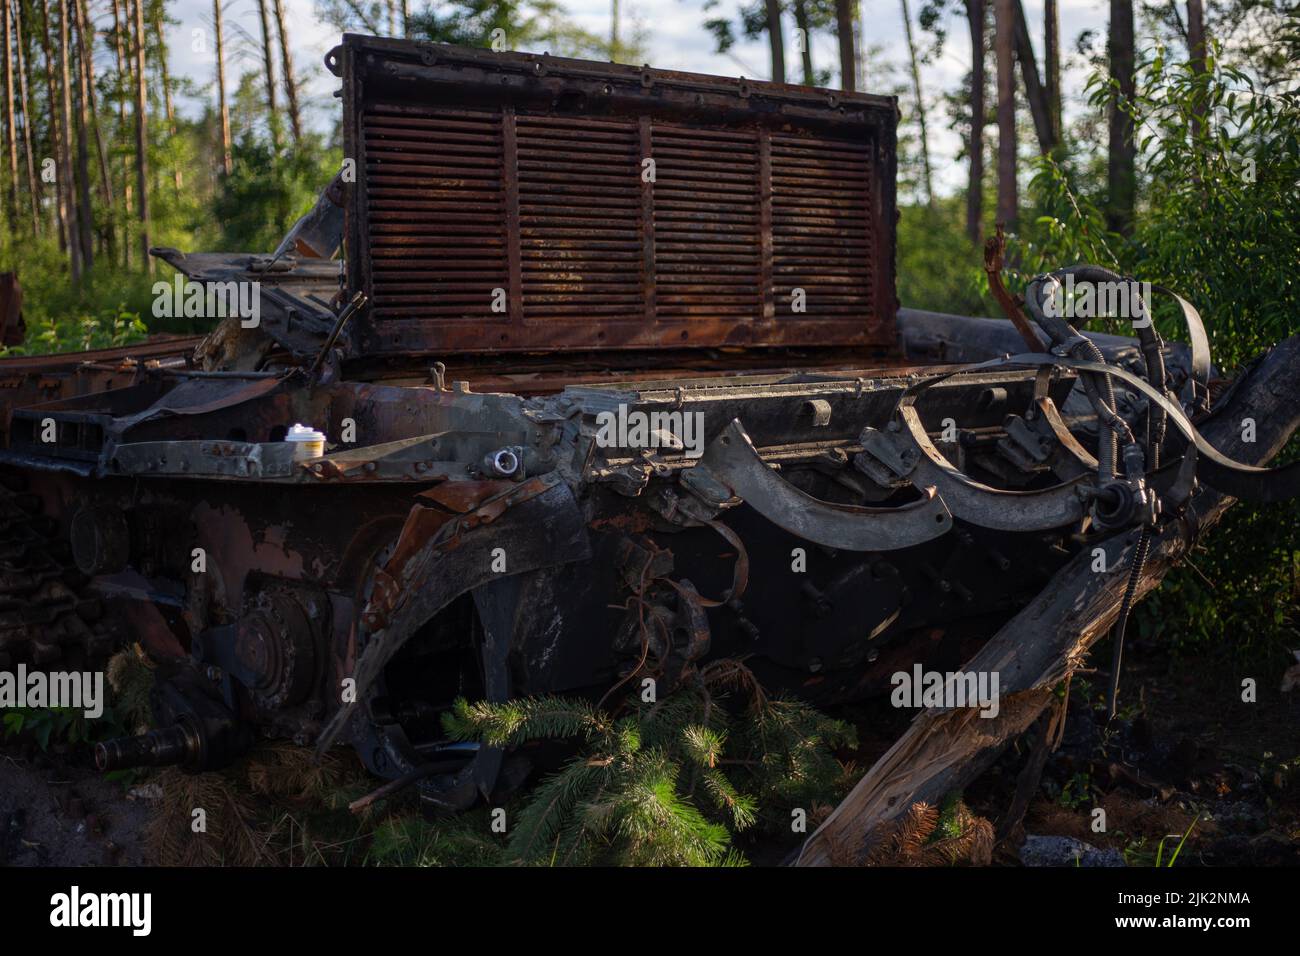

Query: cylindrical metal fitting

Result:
[95,722,201,772]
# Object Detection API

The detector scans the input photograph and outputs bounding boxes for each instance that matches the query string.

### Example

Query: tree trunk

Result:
[72,0,114,255]
[1011,0,1054,154]
[130,0,150,272]
[254,0,279,149]
[56,1,83,282]
[213,0,231,176]
[3,0,19,228]
[1045,0,1061,144]
[68,0,94,271]
[792,0,813,85]
[1186,0,1206,68]
[900,0,934,208]
[271,0,302,144]
[994,0,1016,230]
[854,0,864,90]
[1106,0,1135,235]
[966,0,985,245]
[37,5,66,250]
[835,0,856,91]
[764,0,785,84]
[149,8,180,191]
[110,0,131,267]
[13,0,39,233]
[1186,0,1206,138]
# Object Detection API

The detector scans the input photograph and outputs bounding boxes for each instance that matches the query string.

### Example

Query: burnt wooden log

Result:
[797,334,1300,866]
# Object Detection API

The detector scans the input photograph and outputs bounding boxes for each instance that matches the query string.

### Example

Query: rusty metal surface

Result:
[6,36,1283,815]
[333,35,899,358]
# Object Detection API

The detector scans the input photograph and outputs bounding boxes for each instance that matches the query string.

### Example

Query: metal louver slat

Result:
[770,132,874,320]
[516,114,644,323]
[363,105,508,322]
[652,124,762,322]
[341,37,898,357]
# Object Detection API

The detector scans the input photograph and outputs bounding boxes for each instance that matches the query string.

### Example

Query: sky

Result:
[155,0,1124,195]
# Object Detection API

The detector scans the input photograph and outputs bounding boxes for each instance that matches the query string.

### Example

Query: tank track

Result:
[0,472,119,673]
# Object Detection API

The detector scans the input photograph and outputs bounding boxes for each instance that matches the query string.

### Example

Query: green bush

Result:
[441,673,856,866]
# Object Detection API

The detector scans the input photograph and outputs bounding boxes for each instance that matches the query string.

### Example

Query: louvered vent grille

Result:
[651,125,762,321]
[770,133,874,320]
[516,115,644,324]
[347,45,895,356]
[363,106,507,322]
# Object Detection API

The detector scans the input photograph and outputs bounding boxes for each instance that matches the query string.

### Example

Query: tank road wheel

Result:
[333,480,590,811]
[351,544,508,812]
[363,595,509,812]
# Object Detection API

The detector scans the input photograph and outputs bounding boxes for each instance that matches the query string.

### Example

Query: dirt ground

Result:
[0,744,155,866]
[3,627,1296,867]
[971,633,1300,866]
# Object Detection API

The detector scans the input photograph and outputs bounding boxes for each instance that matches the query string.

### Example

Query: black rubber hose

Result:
[1107,525,1152,721]
[1029,265,1168,465]
[1021,265,1166,719]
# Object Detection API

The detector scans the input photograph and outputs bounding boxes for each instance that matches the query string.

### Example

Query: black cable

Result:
[1108,525,1151,721]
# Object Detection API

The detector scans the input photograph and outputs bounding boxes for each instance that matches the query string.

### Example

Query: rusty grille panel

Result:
[652,124,763,321]
[343,37,898,356]
[771,133,874,320]
[364,105,508,322]
[516,114,644,324]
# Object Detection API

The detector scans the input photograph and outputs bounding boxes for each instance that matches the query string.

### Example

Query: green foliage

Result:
[442,677,856,866]
[1008,157,1123,286]
[1,645,152,755]
[2,708,87,751]
[211,133,344,254]
[896,199,992,316]
[363,810,506,867]
[441,694,609,747]
[1013,44,1300,371]
[1108,45,1299,370]
[106,644,158,735]
[1056,772,1098,811]
[2,703,130,753]
[1155,814,1200,868]
[0,233,161,351]
[993,44,1300,670]
[0,302,148,358]
[1136,502,1299,663]
[399,0,640,60]
[934,790,964,840]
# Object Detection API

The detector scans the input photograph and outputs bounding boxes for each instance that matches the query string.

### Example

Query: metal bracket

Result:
[854,426,919,489]
[684,418,952,552]
[895,404,1091,532]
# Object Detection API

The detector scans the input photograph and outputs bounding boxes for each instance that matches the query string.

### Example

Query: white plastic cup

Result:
[286,423,326,461]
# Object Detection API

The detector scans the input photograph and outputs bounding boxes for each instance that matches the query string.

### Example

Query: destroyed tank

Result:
[2,35,1295,811]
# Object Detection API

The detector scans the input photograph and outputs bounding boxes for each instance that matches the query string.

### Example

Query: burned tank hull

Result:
[0,332,1194,808]
[2,36,1292,812]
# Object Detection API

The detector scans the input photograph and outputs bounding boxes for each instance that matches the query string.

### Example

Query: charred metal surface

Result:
[334,35,899,357]
[684,417,953,550]
[2,36,1290,810]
